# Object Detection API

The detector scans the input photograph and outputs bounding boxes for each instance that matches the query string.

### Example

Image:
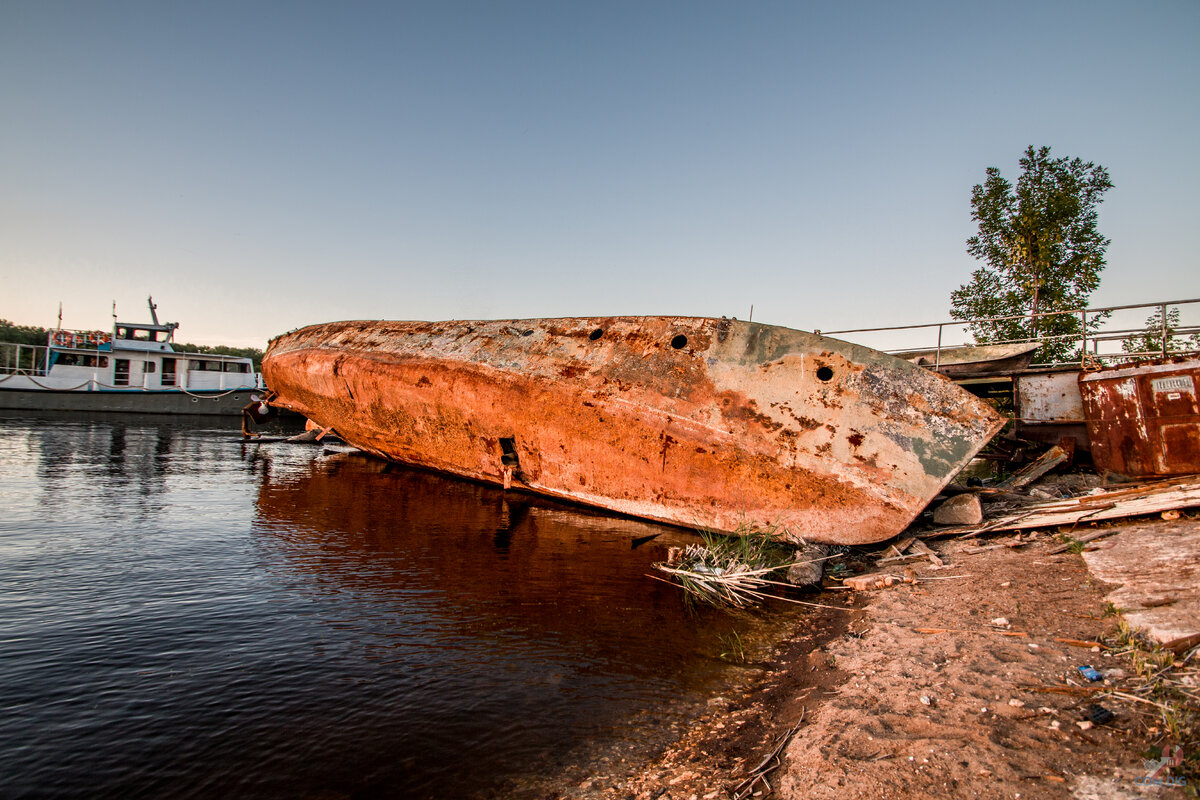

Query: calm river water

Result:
[0,413,801,798]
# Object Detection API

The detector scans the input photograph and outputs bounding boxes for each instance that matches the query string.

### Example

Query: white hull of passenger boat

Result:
[0,301,262,417]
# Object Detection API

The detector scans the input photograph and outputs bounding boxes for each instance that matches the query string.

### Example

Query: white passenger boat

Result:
[0,301,263,416]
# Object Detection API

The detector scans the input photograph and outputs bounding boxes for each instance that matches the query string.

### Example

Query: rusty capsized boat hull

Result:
[262,317,1005,545]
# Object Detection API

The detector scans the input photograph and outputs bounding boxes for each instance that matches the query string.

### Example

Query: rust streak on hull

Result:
[263,317,1005,545]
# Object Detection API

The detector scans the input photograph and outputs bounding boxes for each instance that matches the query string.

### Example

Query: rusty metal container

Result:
[263,316,1005,545]
[1080,357,1200,478]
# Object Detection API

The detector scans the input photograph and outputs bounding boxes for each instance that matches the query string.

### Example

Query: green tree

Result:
[1121,306,1200,358]
[950,145,1114,362]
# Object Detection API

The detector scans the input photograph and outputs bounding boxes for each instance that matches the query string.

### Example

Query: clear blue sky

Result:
[3,1,1197,348]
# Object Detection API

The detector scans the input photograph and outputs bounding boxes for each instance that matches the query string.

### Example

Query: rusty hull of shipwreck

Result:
[262,317,1004,545]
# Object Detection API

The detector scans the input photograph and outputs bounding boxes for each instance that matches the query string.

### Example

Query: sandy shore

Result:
[601,516,1198,800]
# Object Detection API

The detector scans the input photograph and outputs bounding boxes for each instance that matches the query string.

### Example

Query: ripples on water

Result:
[0,414,801,798]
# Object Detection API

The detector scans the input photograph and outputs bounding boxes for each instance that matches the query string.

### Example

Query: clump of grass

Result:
[655,522,796,608]
[1055,534,1086,554]
[717,631,747,663]
[1108,620,1198,779]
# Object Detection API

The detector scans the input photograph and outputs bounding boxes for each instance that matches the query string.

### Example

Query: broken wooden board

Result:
[909,539,944,566]
[991,444,1070,492]
[876,537,944,566]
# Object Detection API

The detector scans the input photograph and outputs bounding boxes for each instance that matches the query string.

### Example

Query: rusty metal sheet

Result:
[1015,370,1090,451]
[1080,357,1200,478]
[262,317,1005,545]
[1017,371,1085,423]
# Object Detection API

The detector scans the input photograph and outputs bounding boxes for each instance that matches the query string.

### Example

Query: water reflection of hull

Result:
[263,317,1004,545]
[253,453,708,647]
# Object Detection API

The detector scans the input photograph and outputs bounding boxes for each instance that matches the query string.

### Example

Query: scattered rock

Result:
[933,493,984,525]
[786,543,832,586]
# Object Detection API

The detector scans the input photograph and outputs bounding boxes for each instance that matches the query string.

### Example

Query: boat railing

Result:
[820,297,1200,370]
[0,342,51,377]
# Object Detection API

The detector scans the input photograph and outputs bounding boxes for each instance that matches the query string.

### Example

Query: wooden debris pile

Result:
[833,463,1200,594]
[921,470,1195,537]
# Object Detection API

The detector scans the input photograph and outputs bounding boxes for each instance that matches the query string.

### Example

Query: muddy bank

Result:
[598,516,1198,800]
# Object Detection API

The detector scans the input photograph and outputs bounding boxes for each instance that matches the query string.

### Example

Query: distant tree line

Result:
[173,342,265,370]
[1,319,265,369]
[0,319,52,347]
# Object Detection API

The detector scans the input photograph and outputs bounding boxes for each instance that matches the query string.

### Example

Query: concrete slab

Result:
[1082,518,1200,653]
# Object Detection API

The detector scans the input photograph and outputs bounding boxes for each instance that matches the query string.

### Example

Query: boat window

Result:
[114,359,130,386]
[53,352,107,367]
[144,362,156,373]
[223,362,250,373]
[162,358,176,386]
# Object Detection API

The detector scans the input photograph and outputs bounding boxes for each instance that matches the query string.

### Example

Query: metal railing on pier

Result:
[820,297,1200,370]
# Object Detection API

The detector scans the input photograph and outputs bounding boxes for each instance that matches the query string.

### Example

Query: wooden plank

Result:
[991,444,1069,491]
[1047,527,1124,554]
[968,479,1200,534]
[910,538,944,566]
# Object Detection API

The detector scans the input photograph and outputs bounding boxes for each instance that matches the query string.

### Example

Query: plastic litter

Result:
[1077,665,1103,681]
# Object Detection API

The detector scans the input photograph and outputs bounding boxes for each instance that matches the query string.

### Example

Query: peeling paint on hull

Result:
[262,317,1005,545]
